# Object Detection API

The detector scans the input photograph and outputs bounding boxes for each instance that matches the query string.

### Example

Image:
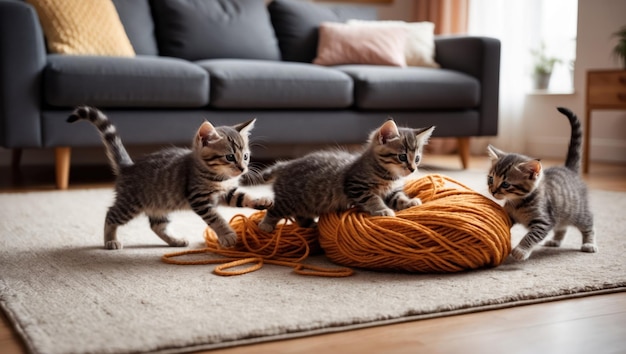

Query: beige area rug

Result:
[1,170,625,354]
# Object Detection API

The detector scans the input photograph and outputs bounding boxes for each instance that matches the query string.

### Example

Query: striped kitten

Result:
[255,119,434,232]
[67,106,272,250]
[487,107,596,261]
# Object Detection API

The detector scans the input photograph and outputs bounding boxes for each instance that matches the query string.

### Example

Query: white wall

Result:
[524,0,626,163]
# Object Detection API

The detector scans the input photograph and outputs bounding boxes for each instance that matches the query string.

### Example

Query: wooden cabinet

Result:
[584,70,626,173]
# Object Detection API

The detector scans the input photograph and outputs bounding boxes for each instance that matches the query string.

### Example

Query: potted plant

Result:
[531,42,561,90]
[611,25,626,69]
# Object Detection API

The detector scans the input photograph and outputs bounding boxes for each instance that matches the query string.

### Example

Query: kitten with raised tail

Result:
[487,107,596,261]
[255,119,434,233]
[67,106,272,250]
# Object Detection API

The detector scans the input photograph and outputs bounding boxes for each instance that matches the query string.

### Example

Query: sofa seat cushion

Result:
[197,59,353,109]
[44,54,209,108]
[336,66,480,110]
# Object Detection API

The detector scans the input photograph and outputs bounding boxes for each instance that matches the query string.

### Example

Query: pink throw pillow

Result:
[313,22,408,67]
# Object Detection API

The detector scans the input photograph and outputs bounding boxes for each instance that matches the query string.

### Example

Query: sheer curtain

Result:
[467,0,543,154]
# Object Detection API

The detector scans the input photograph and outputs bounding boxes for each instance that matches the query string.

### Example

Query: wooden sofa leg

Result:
[457,137,470,169]
[55,147,71,190]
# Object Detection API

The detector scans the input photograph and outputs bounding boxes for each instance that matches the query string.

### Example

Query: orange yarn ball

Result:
[317,175,512,272]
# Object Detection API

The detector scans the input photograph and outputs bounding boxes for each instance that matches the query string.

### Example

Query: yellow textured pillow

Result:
[27,0,135,57]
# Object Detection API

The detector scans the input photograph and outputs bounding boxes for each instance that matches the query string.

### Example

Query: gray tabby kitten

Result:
[255,119,434,232]
[487,107,596,261]
[68,106,272,250]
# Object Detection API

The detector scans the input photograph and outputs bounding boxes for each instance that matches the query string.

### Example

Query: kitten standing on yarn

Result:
[67,106,272,250]
[254,119,434,232]
[486,107,596,261]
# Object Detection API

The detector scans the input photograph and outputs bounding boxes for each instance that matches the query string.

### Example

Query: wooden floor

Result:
[1,154,625,354]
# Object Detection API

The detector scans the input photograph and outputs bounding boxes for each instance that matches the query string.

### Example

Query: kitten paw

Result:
[398,197,422,210]
[581,243,598,253]
[248,197,273,210]
[510,247,531,261]
[543,240,562,247]
[167,238,189,247]
[371,208,395,217]
[218,231,238,248]
[258,221,275,233]
[105,240,123,250]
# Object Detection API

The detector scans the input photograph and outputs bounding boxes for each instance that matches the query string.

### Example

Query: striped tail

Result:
[67,106,133,175]
[556,106,582,173]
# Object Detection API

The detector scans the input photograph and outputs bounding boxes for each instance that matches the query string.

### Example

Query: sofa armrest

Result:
[0,0,46,148]
[435,36,501,136]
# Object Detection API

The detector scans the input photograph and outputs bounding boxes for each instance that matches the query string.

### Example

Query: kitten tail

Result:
[67,106,133,175]
[556,107,582,174]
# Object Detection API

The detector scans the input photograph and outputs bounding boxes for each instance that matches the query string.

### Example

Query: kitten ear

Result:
[416,126,435,143]
[377,119,400,144]
[234,118,256,136]
[518,159,542,180]
[486,144,505,160]
[196,121,221,147]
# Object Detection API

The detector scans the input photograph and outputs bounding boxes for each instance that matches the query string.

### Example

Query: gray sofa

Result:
[0,0,500,189]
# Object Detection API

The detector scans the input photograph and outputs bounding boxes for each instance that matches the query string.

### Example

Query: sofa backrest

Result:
[111,0,158,56]
[27,0,377,63]
[150,0,281,61]
[112,0,159,56]
[268,0,377,63]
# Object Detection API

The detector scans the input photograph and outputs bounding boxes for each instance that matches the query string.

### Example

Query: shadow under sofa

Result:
[0,0,501,189]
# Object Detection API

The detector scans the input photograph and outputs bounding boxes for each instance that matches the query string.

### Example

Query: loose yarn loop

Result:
[162,174,511,275]
[318,174,512,272]
[162,211,354,277]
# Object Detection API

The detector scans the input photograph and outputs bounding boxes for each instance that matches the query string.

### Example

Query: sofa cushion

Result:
[44,55,209,107]
[347,20,440,68]
[336,66,480,110]
[26,0,135,57]
[268,0,377,63]
[196,59,353,109]
[314,22,408,67]
[112,0,159,56]
[152,0,280,61]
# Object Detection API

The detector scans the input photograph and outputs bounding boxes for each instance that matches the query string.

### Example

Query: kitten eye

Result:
[398,154,408,162]
[225,154,236,162]
[488,176,493,185]
[243,153,249,161]
[500,181,510,189]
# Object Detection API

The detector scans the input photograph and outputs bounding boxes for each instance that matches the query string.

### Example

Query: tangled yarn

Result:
[162,210,354,277]
[162,174,511,275]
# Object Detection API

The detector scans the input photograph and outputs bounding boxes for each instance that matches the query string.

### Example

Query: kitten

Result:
[486,107,596,261]
[254,119,435,232]
[67,106,272,250]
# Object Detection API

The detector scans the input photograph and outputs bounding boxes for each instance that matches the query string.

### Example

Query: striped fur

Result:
[67,106,271,249]
[486,107,596,261]
[257,119,434,233]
